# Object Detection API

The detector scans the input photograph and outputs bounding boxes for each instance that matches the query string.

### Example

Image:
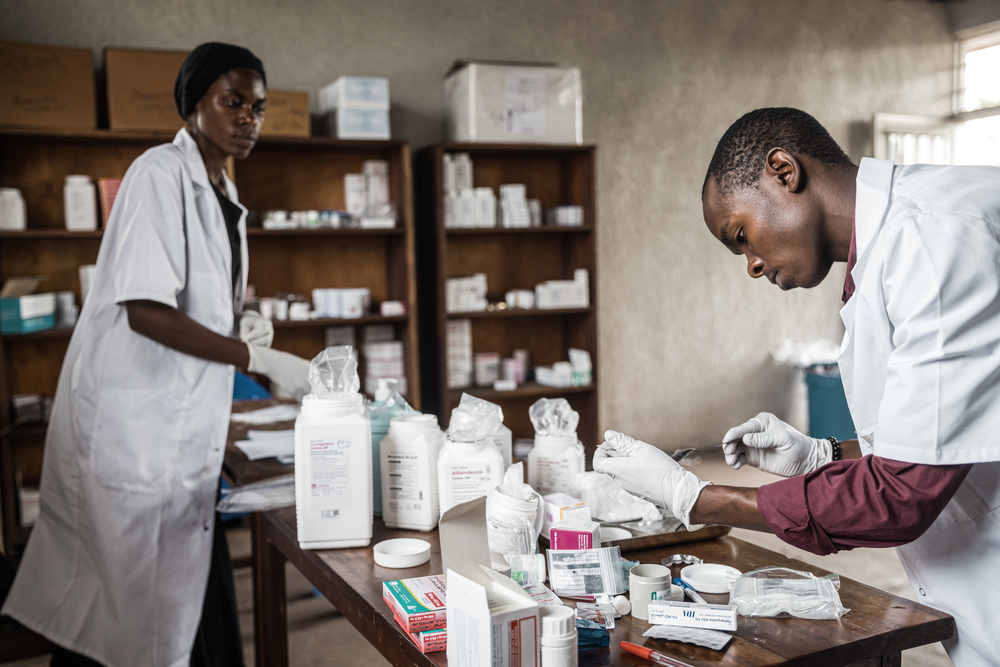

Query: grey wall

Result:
[2,0,955,448]
[947,0,1000,35]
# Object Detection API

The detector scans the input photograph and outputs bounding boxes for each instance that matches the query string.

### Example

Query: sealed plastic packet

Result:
[216,473,294,513]
[575,602,616,629]
[728,567,850,620]
[642,625,732,651]
[507,553,546,586]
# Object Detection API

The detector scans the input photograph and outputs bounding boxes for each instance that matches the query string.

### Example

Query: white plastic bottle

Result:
[494,423,513,470]
[64,175,97,231]
[437,436,504,517]
[381,413,444,531]
[294,392,373,549]
[539,605,578,667]
[527,434,586,495]
[0,188,26,231]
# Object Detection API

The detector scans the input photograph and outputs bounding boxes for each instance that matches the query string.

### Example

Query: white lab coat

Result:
[839,158,1000,667]
[2,129,248,667]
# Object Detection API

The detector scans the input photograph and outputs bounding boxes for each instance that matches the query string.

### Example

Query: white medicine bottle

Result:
[526,398,585,495]
[64,175,98,232]
[380,413,444,531]
[437,393,505,516]
[294,346,373,550]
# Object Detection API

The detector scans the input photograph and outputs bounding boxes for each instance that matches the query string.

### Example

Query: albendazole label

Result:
[444,464,495,505]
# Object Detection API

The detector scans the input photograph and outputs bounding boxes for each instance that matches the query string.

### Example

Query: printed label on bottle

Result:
[387,451,422,511]
[310,438,351,512]
[535,458,574,495]
[445,464,494,505]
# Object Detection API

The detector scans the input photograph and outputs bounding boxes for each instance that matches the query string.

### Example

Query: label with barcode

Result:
[321,510,340,518]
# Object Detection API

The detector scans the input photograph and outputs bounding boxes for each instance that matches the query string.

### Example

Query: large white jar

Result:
[527,433,585,496]
[380,413,444,531]
[437,436,504,517]
[294,392,372,549]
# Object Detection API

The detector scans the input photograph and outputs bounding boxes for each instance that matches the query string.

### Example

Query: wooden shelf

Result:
[0,230,103,239]
[446,226,592,236]
[247,227,403,237]
[448,307,591,319]
[440,142,596,155]
[450,382,595,402]
[272,314,407,328]
[2,326,75,341]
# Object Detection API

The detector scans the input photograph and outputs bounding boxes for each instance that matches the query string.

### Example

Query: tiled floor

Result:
[7,449,952,666]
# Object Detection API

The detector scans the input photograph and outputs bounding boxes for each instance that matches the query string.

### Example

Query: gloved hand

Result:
[593,430,712,530]
[239,310,274,348]
[722,412,832,478]
[245,343,311,401]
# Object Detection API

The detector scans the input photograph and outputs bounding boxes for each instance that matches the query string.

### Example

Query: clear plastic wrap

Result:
[728,567,850,620]
[642,625,732,651]
[507,553,546,586]
[448,393,503,442]
[568,471,663,524]
[575,602,616,629]
[528,397,579,436]
[546,546,627,597]
[307,345,360,396]
[215,473,294,513]
[486,514,537,557]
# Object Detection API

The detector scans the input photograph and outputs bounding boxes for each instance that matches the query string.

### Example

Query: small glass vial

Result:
[64,175,98,231]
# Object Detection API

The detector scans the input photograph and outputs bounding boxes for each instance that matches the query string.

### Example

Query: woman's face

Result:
[189,68,266,160]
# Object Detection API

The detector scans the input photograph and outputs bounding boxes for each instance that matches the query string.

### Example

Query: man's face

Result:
[702,167,831,291]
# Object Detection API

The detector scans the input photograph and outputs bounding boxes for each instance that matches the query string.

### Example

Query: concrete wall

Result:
[2,0,955,448]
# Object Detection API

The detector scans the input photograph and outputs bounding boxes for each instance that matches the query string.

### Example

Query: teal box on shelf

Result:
[1,277,57,334]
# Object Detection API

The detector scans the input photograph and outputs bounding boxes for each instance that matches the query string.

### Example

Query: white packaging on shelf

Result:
[321,108,390,140]
[445,61,582,145]
[535,279,589,309]
[344,174,367,216]
[317,76,390,112]
[474,187,496,228]
[446,319,473,389]
[363,160,390,207]
[452,153,474,192]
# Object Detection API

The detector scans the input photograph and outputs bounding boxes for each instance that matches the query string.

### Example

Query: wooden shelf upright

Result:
[415,143,599,461]
[0,128,420,550]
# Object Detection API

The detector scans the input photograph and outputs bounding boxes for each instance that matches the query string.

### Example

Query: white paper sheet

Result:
[234,429,294,461]
[230,404,300,425]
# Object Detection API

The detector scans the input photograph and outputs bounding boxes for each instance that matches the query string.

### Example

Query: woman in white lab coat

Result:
[596,108,1000,666]
[2,43,310,667]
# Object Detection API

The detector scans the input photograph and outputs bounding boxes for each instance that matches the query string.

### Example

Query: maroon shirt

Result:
[756,220,974,555]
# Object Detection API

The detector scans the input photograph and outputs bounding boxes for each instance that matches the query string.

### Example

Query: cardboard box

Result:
[1,277,55,334]
[648,600,739,631]
[392,611,447,654]
[541,492,591,534]
[319,108,390,140]
[382,575,447,633]
[549,519,600,550]
[0,40,96,129]
[259,90,309,137]
[442,497,540,667]
[105,47,188,131]
[444,60,582,145]
[317,76,390,112]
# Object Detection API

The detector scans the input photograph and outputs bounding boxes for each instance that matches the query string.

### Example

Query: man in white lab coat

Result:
[2,43,311,667]
[596,108,1000,666]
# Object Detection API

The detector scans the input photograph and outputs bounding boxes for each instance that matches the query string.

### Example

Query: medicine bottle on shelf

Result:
[526,398,585,495]
[64,175,98,231]
[294,347,373,549]
[0,188,26,231]
[380,413,444,531]
[437,393,506,516]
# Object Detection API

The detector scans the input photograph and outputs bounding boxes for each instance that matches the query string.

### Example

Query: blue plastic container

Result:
[805,371,856,442]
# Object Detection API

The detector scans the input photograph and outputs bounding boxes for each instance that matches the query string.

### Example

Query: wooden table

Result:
[223,402,954,667]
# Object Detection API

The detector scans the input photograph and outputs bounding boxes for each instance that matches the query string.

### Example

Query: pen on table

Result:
[620,641,695,667]
[673,577,708,604]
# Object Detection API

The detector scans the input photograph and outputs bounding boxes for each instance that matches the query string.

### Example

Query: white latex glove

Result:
[239,311,274,348]
[593,430,712,531]
[722,412,832,478]
[246,343,311,401]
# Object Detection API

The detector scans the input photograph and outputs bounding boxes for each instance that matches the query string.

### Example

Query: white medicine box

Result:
[444,60,582,145]
[317,76,391,140]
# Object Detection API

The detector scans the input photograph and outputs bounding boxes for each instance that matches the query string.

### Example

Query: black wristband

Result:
[828,436,842,462]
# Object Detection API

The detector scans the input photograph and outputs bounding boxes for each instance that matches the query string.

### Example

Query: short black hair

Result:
[702,108,853,199]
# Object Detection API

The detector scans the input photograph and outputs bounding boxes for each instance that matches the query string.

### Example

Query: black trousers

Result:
[50,511,244,667]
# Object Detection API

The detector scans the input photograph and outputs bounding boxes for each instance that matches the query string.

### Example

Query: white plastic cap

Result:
[65,175,92,185]
[375,377,397,402]
[539,605,575,637]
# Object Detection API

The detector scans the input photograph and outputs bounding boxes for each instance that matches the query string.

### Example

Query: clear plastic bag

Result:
[448,393,503,442]
[728,567,850,620]
[528,397,579,436]
[546,546,627,597]
[568,471,663,524]
[215,473,294,513]
[308,345,360,396]
[486,514,537,557]
[507,553,547,586]
[575,602,616,629]
[642,625,732,651]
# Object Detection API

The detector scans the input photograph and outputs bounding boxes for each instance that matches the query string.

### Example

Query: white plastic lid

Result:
[389,413,438,434]
[600,526,631,543]
[680,563,742,594]
[65,175,92,185]
[0,188,21,196]
[539,605,575,637]
[372,538,431,568]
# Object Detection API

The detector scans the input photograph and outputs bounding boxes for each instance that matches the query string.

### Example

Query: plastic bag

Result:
[575,618,610,648]
[569,471,663,524]
[486,463,544,537]
[728,567,850,620]
[487,514,537,557]
[365,379,415,419]
[642,625,732,651]
[215,473,294,513]
[575,602,616,629]
[546,546,627,597]
[507,553,547,586]
[448,393,503,442]
[528,397,579,436]
[308,346,360,396]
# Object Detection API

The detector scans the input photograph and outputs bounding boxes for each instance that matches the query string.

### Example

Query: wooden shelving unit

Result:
[0,128,419,550]
[415,142,598,460]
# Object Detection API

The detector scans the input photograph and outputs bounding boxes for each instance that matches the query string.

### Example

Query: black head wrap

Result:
[174,42,266,120]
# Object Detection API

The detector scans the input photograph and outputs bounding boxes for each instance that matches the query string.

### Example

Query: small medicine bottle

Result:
[64,175,98,232]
